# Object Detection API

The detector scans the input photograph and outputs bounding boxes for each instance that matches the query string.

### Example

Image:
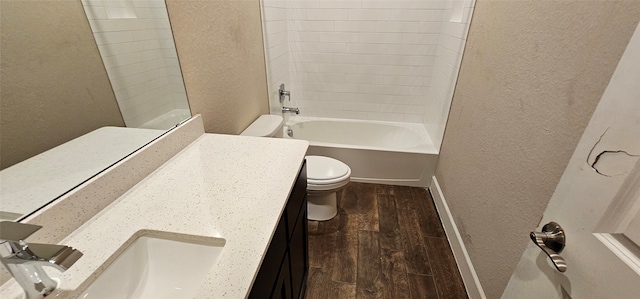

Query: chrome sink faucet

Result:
[0,221,83,299]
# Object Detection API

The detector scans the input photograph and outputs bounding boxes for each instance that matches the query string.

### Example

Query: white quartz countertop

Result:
[0,126,165,220]
[2,133,309,298]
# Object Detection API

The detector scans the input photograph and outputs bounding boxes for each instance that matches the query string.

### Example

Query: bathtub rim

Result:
[284,116,439,155]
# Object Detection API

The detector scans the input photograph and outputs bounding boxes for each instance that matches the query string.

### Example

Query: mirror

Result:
[0,0,190,221]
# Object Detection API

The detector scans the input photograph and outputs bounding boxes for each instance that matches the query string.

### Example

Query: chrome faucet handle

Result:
[0,221,42,243]
[279,83,291,103]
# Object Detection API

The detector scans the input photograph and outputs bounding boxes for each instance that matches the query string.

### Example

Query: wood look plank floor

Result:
[306,182,468,299]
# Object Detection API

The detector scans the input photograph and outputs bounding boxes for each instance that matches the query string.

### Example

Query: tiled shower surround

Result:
[82,0,188,128]
[262,0,474,148]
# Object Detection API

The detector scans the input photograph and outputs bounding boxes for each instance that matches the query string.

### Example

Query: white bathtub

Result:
[285,116,439,187]
[139,109,191,130]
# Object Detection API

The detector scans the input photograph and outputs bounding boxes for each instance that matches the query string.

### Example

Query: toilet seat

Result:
[306,156,351,191]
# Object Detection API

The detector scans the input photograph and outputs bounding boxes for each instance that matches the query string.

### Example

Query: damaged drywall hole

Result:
[591,150,639,177]
[586,127,639,177]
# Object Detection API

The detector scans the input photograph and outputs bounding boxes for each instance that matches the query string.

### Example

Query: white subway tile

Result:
[298,99,344,110]
[94,31,134,45]
[334,21,378,32]
[133,1,166,8]
[358,65,433,76]
[418,21,443,33]
[440,34,465,53]
[287,0,319,9]
[392,95,429,105]
[290,31,359,43]
[385,75,431,86]
[291,52,335,63]
[292,82,328,92]
[259,0,471,122]
[264,7,288,20]
[358,33,440,45]
[292,90,321,101]
[109,58,165,79]
[348,9,389,21]
[344,102,380,112]
[263,0,287,9]
[317,1,362,9]
[162,48,177,58]
[344,74,386,85]
[167,66,183,77]
[83,4,108,20]
[265,20,287,34]
[442,21,470,38]
[331,53,373,65]
[101,55,119,69]
[347,43,434,55]
[164,58,180,68]
[375,21,422,33]
[114,69,166,88]
[438,46,463,68]
[331,110,371,120]
[388,9,443,22]
[404,114,425,123]
[154,18,171,29]
[365,112,404,122]
[134,7,162,19]
[267,42,288,60]
[130,29,160,41]
[332,83,360,93]
[295,72,347,83]
[462,6,475,23]
[126,77,169,97]
[158,38,175,49]
[291,62,321,73]
[155,28,174,39]
[380,104,424,114]
[286,8,307,20]
[354,93,394,104]
[292,42,346,53]
[319,63,358,74]
[290,20,335,32]
[466,0,476,9]
[307,9,348,20]
[361,1,448,10]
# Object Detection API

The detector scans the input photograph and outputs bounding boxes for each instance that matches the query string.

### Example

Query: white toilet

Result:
[241,115,350,221]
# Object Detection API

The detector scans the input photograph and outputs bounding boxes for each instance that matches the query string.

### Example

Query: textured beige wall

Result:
[435,1,640,298]
[166,0,269,134]
[0,0,124,169]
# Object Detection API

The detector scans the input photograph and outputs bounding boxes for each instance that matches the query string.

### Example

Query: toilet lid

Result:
[306,156,350,181]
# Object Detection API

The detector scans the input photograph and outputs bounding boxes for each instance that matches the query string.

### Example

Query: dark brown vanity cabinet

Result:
[249,161,308,299]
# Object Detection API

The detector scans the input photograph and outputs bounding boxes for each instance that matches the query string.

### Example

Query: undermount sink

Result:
[79,234,225,299]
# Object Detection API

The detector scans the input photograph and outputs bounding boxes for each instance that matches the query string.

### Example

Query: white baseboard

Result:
[429,176,486,299]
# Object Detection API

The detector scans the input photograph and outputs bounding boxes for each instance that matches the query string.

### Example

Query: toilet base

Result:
[307,192,337,221]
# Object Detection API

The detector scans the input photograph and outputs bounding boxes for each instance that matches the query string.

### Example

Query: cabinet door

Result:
[289,201,308,299]
[272,253,292,299]
[287,162,307,237]
[249,217,287,298]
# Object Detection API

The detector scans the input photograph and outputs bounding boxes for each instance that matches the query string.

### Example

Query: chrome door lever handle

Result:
[530,222,567,272]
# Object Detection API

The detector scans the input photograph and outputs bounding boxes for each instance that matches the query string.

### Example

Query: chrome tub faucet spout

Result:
[282,107,300,114]
[0,221,83,299]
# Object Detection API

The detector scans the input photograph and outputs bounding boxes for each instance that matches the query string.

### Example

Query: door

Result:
[503,23,640,298]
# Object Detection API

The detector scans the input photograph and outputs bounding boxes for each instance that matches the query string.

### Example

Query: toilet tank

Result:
[240,115,284,138]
